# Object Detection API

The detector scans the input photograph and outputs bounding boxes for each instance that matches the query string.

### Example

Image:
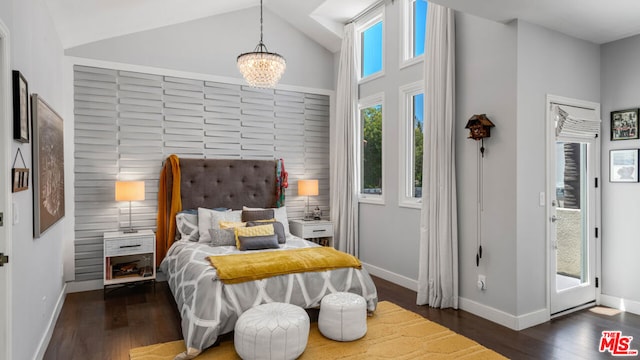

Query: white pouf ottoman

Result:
[234,302,310,360]
[318,292,367,341]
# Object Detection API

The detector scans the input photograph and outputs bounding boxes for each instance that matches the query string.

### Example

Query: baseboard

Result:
[458,297,548,331]
[600,294,640,316]
[361,262,418,292]
[33,283,67,360]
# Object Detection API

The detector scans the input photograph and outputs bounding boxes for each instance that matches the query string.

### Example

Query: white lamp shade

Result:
[115,181,145,201]
[298,179,319,196]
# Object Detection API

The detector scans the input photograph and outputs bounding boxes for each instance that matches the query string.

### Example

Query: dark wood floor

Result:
[44,277,640,360]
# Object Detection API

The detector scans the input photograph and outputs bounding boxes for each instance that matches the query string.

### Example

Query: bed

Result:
[157,157,378,360]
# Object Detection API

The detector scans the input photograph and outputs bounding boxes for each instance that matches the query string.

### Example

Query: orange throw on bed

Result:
[207,247,362,284]
[156,154,181,267]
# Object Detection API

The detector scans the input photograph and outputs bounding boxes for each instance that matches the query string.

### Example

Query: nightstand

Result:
[103,229,156,293]
[289,219,334,247]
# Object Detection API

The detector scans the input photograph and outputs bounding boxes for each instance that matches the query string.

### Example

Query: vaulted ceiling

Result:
[45,0,640,53]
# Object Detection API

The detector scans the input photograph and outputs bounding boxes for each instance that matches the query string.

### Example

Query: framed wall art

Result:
[611,109,639,141]
[12,70,29,143]
[32,94,65,237]
[610,149,639,183]
[11,148,29,193]
[12,168,29,193]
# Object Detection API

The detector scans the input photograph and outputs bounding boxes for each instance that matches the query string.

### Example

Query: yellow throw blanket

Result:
[156,154,181,267]
[207,247,362,284]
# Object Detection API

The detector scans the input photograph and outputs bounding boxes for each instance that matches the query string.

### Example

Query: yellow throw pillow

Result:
[219,221,246,229]
[234,224,274,248]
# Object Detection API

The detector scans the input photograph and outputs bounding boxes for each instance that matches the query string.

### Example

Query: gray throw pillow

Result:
[237,234,279,251]
[208,228,236,247]
[246,221,286,244]
[241,209,275,222]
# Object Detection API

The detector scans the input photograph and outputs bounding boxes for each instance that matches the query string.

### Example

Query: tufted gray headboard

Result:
[157,157,282,265]
[174,158,279,210]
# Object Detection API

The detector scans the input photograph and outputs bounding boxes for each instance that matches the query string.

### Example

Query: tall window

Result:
[413,0,428,57]
[412,93,424,197]
[402,0,428,66]
[399,82,424,207]
[359,94,384,202]
[357,9,384,80]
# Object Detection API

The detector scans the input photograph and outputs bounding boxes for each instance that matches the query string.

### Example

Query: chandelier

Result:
[237,0,286,88]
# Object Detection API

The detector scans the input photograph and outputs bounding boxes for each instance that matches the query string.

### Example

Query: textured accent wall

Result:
[73,65,330,281]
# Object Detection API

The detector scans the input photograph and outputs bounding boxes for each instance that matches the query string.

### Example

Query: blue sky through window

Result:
[362,21,383,77]
[414,0,428,57]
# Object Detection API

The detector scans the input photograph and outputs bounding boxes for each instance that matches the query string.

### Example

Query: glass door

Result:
[550,139,597,315]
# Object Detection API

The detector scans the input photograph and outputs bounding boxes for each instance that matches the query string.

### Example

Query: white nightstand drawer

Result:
[301,224,333,238]
[105,235,154,257]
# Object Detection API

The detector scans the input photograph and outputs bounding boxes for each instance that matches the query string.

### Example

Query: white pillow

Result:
[243,206,290,236]
[176,210,199,242]
[198,208,242,243]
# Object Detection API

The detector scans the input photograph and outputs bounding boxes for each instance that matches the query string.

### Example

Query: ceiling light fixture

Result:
[237,0,286,88]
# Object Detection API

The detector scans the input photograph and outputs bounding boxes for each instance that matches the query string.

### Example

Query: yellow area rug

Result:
[130,301,507,359]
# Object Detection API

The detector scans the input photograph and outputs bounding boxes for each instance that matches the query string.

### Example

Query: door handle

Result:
[550,215,560,222]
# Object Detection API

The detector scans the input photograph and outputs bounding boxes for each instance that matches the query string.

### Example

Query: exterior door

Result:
[0,20,11,360]
[547,97,600,316]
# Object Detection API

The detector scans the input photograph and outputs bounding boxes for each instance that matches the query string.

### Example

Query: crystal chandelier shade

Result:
[237,0,286,88]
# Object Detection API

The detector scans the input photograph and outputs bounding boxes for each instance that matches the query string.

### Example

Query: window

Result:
[399,82,424,208]
[356,9,384,81]
[401,0,428,66]
[359,94,384,203]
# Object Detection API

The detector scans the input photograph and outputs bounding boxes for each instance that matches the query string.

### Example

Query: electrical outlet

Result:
[477,275,486,291]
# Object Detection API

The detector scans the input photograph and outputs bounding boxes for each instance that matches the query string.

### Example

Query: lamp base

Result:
[123,228,138,234]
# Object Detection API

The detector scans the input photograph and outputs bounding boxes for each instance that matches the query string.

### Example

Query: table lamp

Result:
[298,179,318,221]
[115,180,145,233]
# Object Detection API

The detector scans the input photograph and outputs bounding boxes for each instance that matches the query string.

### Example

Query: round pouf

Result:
[234,302,310,360]
[318,292,367,341]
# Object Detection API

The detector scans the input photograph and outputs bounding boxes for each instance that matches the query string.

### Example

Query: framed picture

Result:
[11,168,29,193]
[611,109,639,141]
[12,70,29,143]
[610,149,639,182]
[32,94,65,237]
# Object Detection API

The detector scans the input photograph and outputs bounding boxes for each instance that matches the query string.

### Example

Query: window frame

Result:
[400,0,427,69]
[398,81,424,209]
[358,92,386,205]
[356,7,385,83]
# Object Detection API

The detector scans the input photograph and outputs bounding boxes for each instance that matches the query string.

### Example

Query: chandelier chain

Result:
[260,0,264,44]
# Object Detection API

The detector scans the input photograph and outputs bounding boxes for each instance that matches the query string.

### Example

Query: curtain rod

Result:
[348,0,392,24]
[550,102,597,111]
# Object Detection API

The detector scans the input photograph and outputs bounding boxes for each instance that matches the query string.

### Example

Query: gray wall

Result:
[65,6,336,91]
[515,20,600,315]
[456,13,518,314]
[601,34,640,305]
[356,4,603,321]
[73,65,330,281]
[1,0,67,358]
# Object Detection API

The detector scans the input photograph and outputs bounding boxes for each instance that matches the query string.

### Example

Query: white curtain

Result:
[330,23,359,256]
[417,3,458,308]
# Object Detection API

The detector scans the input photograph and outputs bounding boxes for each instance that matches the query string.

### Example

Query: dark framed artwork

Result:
[12,70,29,143]
[32,94,65,237]
[611,109,639,141]
[610,149,639,183]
